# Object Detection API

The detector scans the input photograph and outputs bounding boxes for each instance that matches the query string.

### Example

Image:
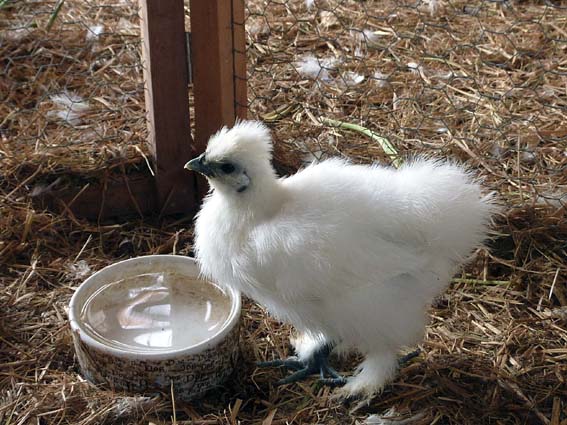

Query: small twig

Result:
[319,117,401,168]
[66,183,91,209]
[261,104,299,122]
[134,145,155,176]
[170,380,177,424]
[452,278,511,286]
[230,398,242,425]
[498,380,550,425]
[121,164,143,219]
[5,165,43,200]
[73,234,92,263]
[46,0,65,31]
[0,336,34,359]
[548,268,560,300]
[261,408,277,425]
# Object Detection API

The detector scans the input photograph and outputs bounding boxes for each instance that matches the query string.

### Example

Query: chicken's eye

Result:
[220,163,235,174]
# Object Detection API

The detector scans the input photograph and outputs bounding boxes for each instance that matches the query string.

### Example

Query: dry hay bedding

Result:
[2,0,567,424]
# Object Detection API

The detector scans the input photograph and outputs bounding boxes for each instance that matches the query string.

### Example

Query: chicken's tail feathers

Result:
[447,185,500,261]
[403,157,498,262]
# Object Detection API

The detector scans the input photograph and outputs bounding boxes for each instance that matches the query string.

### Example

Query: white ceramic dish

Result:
[68,255,241,400]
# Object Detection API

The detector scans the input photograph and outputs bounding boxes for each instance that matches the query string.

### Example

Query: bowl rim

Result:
[68,254,241,360]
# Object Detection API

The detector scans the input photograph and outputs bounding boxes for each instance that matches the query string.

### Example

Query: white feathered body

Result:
[194,137,493,395]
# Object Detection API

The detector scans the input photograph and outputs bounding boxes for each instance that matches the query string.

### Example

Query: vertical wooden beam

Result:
[232,0,247,120]
[190,0,247,198]
[140,0,196,214]
[190,0,235,148]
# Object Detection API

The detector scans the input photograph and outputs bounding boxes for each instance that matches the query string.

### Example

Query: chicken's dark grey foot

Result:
[257,344,347,386]
[398,348,421,366]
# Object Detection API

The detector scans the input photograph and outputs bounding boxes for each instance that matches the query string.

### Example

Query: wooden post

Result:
[190,0,247,198]
[140,0,196,214]
[232,0,247,121]
[38,0,239,219]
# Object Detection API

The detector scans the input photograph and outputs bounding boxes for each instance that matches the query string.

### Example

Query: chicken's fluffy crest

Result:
[206,120,273,165]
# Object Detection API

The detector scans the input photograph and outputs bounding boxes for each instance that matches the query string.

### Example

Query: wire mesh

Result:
[1,0,147,177]
[0,2,566,423]
[245,0,566,210]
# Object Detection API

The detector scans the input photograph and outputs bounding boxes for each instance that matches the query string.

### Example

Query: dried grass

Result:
[1,0,567,424]
[0,0,147,178]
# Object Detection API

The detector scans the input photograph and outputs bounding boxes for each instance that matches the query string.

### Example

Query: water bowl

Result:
[68,255,241,401]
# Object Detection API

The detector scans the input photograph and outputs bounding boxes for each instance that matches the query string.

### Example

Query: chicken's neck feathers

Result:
[211,176,286,229]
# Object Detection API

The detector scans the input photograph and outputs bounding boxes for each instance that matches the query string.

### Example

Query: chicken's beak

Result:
[184,154,214,176]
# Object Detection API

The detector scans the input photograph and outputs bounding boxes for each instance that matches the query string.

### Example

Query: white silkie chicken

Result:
[185,120,494,398]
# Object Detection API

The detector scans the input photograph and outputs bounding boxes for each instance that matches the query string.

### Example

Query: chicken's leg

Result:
[398,348,421,365]
[258,346,421,388]
[257,343,347,386]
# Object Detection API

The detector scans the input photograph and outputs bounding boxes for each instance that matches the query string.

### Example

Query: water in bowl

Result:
[80,272,232,352]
